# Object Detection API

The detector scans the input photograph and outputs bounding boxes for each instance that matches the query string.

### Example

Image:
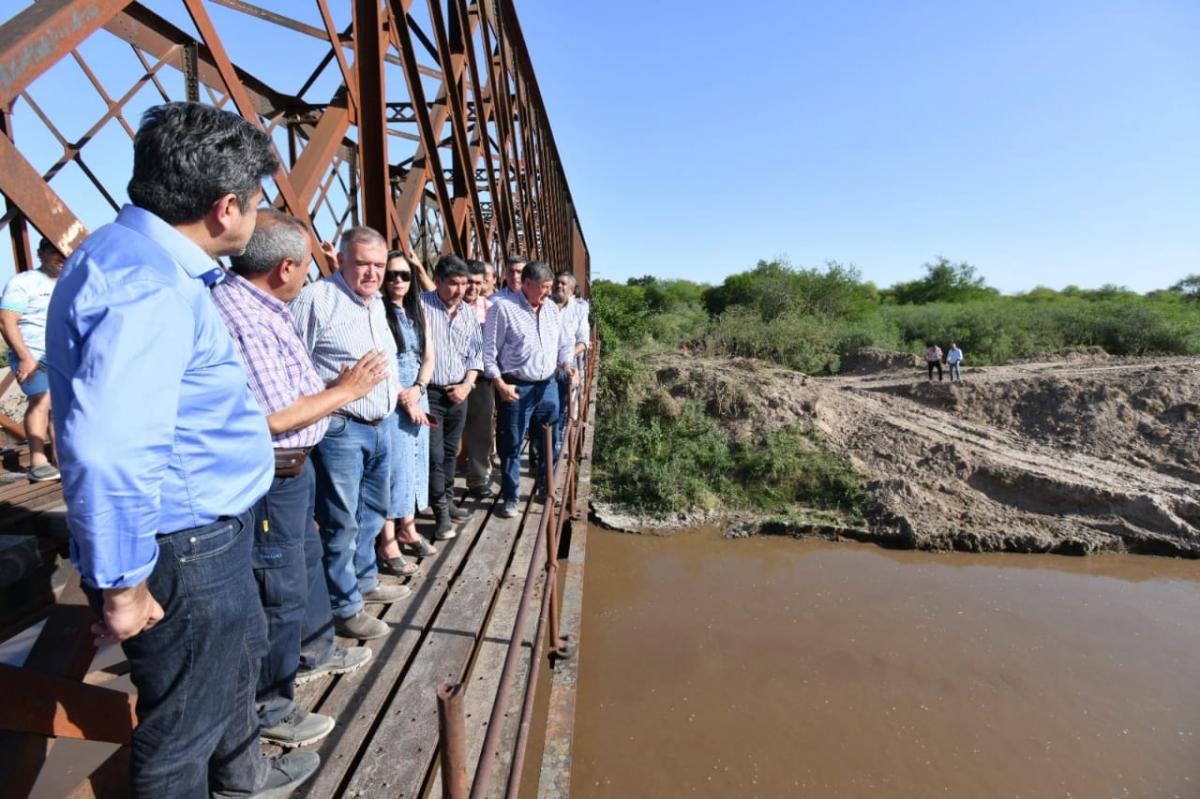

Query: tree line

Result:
[594,258,1200,372]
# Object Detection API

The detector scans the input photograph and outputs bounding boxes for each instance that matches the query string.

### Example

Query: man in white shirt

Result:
[0,237,64,481]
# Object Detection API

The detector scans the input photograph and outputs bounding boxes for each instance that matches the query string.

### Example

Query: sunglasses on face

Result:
[385,271,412,283]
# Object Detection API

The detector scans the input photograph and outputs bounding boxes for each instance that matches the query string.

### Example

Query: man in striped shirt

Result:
[551,272,590,455]
[493,253,527,303]
[483,261,577,518]
[290,226,410,641]
[214,210,379,747]
[420,255,484,538]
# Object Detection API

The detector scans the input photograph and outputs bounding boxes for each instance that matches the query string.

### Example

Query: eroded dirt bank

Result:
[595,352,1200,556]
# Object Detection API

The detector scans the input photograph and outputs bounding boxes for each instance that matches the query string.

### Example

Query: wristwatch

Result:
[415,380,427,395]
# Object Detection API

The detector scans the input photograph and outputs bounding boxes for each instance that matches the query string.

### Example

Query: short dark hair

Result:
[522,260,554,284]
[127,102,278,225]
[506,254,528,266]
[433,254,470,280]
[37,237,61,256]
[230,209,308,276]
[466,259,487,277]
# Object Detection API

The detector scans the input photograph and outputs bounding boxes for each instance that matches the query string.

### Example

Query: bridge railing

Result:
[436,325,599,798]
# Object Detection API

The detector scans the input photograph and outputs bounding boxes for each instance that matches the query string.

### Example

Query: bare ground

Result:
[598,351,1200,556]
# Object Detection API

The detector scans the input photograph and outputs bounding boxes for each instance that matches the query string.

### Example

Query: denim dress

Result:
[388,308,430,517]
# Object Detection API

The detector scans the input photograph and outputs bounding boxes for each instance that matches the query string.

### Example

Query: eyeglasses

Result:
[385,271,412,282]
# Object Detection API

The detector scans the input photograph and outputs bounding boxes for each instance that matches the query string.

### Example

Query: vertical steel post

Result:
[436,682,469,799]
[352,0,390,238]
[1,107,33,273]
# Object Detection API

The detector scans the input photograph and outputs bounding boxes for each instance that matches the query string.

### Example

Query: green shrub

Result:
[594,401,733,513]
[731,427,870,516]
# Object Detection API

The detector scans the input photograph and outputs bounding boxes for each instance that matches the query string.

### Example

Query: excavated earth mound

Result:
[636,354,1200,556]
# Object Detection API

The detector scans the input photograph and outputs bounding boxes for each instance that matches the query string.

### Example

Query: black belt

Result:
[501,373,547,387]
[335,412,383,427]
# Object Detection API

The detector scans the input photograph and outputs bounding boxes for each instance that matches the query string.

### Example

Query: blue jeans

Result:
[312,414,391,619]
[87,511,269,798]
[496,379,559,502]
[949,362,961,381]
[252,458,335,726]
[553,372,570,457]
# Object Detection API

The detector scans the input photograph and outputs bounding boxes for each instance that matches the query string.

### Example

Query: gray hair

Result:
[555,272,577,288]
[338,225,387,256]
[230,209,308,276]
[523,260,554,284]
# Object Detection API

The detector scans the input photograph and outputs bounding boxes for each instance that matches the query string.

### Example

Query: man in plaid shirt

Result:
[212,210,385,747]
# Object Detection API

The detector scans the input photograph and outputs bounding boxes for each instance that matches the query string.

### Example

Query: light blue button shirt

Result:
[46,205,274,590]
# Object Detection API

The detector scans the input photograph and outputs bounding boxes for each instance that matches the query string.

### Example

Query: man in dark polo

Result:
[291,226,410,641]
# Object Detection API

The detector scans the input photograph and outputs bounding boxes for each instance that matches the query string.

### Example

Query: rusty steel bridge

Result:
[0,1,594,796]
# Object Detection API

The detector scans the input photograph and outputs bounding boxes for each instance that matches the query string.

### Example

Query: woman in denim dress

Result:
[377,252,436,576]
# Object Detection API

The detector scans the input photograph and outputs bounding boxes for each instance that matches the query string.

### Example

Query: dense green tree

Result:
[889,257,998,305]
[1170,274,1200,302]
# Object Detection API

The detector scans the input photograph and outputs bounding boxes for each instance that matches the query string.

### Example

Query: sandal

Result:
[377,553,419,579]
[399,537,438,557]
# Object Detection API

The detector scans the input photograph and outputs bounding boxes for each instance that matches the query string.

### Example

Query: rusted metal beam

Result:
[0,0,133,108]
[180,0,321,252]
[0,108,34,273]
[387,0,459,252]
[352,0,390,238]
[0,663,137,745]
[436,682,469,799]
[428,0,489,255]
[104,3,293,118]
[0,131,88,255]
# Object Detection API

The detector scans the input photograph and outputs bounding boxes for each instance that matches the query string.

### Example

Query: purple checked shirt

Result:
[211,272,330,448]
[482,291,573,382]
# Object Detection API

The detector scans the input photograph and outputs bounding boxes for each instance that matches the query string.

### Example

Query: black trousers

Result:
[928,361,943,381]
[427,384,469,515]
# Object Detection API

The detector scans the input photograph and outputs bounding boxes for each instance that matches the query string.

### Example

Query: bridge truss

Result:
[0,0,589,284]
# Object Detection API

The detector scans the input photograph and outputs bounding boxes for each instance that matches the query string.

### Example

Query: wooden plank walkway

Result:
[0,447,571,798]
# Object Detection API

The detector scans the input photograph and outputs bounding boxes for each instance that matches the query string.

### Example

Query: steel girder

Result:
[0,0,589,287]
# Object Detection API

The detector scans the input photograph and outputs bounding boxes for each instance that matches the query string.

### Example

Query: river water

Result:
[571,528,1200,798]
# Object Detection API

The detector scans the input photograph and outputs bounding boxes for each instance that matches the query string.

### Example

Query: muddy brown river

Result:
[571,528,1200,798]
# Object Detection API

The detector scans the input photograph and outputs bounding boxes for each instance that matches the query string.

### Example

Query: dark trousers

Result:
[427,385,468,514]
[463,377,495,489]
[88,511,269,798]
[928,361,943,381]
[252,458,335,727]
[496,379,559,502]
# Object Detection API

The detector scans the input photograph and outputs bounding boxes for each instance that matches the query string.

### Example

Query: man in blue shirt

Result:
[46,102,318,798]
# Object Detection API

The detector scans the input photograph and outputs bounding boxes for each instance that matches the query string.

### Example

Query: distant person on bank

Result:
[483,261,578,519]
[420,255,484,539]
[946,343,963,382]
[46,101,317,798]
[376,250,437,577]
[214,209,383,748]
[0,237,64,482]
[925,343,944,382]
[291,226,411,642]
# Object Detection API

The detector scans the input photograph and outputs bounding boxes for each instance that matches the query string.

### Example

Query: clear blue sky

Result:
[517,0,1200,293]
[3,1,1198,294]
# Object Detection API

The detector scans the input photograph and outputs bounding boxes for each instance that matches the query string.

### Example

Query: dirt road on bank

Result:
[640,352,1200,555]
